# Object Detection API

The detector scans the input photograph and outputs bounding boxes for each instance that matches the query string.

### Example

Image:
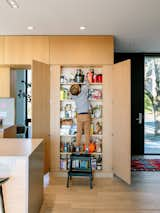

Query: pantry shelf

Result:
[60,83,103,85]
[60,66,103,171]
[60,152,103,155]
[60,99,103,102]
[60,134,103,137]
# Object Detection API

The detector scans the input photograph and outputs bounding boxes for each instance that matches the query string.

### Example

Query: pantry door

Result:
[112,59,131,184]
[32,60,50,174]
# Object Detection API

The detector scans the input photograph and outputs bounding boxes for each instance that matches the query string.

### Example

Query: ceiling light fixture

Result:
[80,26,87,30]
[27,26,34,31]
[6,0,19,8]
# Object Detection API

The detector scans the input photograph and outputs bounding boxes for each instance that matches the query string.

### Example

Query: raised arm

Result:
[81,79,89,95]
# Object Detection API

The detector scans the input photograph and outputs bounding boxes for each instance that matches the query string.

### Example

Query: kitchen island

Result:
[0,138,44,213]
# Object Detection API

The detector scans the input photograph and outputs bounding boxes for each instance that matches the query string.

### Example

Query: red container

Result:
[93,74,97,83]
[96,74,102,83]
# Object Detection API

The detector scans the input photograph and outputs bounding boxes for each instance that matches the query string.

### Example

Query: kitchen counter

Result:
[0,138,42,156]
[0,138,44,213]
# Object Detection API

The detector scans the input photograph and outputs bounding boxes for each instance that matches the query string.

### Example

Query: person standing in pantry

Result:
[70,79,90,152]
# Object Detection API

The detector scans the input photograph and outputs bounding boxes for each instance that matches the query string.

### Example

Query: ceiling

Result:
[0,0,160,52]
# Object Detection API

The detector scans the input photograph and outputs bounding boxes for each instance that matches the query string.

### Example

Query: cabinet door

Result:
[0,66,10,97]
[0,37,4,64]
[112,59,131,184]
[32,60,50,174]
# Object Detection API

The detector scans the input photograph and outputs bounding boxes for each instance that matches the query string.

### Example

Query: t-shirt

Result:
[71,83,90,114]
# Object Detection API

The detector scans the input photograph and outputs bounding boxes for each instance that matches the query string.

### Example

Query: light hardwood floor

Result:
[40,172,160,213]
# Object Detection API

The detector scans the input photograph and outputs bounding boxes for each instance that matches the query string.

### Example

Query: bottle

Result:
[75,70,78,83]
[90,124,94,135]
[75,69,81,83]
[87,70,93,83]
[78,69,82,83]
[60,75,64,83]
[60,143,64,152]
[64,143,68,152]
[60,89,64,100]
[81,70,84,83]
[93,74,97,83]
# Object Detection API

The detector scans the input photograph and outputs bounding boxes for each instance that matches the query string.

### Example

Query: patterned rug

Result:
[131,159,160,171]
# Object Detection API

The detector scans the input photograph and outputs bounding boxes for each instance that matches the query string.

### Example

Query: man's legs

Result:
[76,115,83,146]
[84,114,91,146]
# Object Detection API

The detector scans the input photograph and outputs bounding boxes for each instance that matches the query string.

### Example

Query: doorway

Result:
[144,57,160,154]
[10,69,32,138]
[115,53,160,156]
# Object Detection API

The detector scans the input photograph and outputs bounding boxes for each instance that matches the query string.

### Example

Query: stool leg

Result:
[67,175,70,188]
[89,176,93,189]
[0,185,5,213]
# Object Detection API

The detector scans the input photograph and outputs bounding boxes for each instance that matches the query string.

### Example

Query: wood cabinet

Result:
[32,60,50,173]
[0,37,4,64]
[50,36,114,65]
[0,35,131,183]
[4,36,50,64]
[50,60,131,184]
[0,66,10,97]
[51,65,113,177]
[1,35,113,65]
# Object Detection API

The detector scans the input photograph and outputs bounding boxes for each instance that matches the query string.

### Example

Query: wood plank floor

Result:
[40,172,160,213]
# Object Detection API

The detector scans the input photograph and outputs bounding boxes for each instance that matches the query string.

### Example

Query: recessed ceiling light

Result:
[6,0,19,8]
[80,26,87,30]
[27,26,34,31]
[12,4,18,8]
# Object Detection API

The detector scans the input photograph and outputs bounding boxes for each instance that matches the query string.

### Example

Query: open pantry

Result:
[60,66,103,171]
[51,60,131,183]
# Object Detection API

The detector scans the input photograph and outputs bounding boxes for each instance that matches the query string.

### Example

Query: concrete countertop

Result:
[0,138,43,157]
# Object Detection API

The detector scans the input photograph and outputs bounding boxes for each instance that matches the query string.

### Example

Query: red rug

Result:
[131,159,160,171]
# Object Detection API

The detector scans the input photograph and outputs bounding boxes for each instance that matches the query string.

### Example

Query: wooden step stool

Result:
[67,153,93,189]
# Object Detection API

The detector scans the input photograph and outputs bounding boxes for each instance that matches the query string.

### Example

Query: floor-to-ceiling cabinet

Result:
[0,36,131,183]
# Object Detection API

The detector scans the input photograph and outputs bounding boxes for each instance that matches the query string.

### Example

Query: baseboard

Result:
[51,171,113,178]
